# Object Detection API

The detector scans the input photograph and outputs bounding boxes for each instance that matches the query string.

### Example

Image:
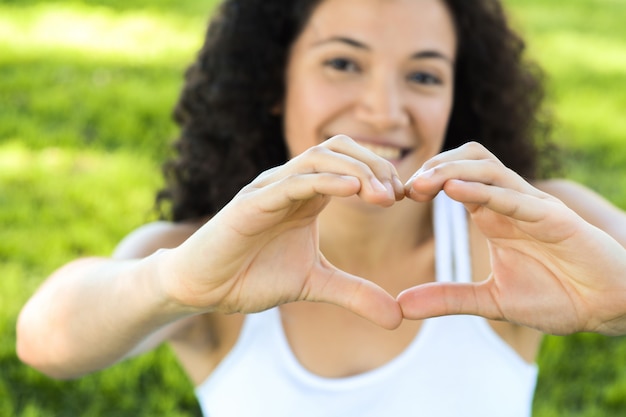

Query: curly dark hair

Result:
[157,0,556,222]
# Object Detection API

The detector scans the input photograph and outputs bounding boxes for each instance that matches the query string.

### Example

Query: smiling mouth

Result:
[359,142,412,161]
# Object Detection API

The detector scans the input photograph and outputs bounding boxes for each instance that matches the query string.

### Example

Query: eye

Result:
[408,72,442,85]
[323,57,360,73]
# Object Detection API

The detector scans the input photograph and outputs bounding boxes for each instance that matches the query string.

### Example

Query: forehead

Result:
[298,0,457,56]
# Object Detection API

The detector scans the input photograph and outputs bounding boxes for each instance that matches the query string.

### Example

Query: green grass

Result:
[1,0,625,415]
[0,1,213,415]
[506,0,626,208]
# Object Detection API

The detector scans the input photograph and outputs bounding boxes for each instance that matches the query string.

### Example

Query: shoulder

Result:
[534,178,626,245]
[112,218,207,260]
[534,178,600,203]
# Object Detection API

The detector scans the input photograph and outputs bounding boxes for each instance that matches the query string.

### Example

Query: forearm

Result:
[16,249,197,379]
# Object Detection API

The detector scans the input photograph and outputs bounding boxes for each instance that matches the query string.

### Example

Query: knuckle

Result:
[424,159,446,173]
[485,158,503,169]
[297,145,329,162]
[329,134,353,144]
[430,164,447,177]
[421,156,442,170]
[370,158,392,174]
[249,166,279,186]
[462,141,485,153]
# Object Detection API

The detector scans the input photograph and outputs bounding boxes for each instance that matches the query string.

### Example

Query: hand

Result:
[398,142,626,335]
[161,135,405,329]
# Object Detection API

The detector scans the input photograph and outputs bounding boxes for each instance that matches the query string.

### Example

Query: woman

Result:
[17,0,626,415]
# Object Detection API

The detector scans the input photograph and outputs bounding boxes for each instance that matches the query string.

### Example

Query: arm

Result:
[17,135,405,379]
[398,142,626,336]
[536,179,626,247]
[16,226,199,379]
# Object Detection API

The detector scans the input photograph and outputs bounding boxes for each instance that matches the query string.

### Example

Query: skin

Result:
[16,0,626,388]
[400,144,626,337]
[283,0,455,182]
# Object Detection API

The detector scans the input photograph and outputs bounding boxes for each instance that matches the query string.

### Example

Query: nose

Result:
[355,72,409,131]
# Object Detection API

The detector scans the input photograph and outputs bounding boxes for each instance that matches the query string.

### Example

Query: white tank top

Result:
[195,193,538,416]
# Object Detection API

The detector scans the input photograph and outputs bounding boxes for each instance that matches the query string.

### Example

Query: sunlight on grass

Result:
[558,93,626,148]
[0,142,162,271]
[0,4,205,63]
[505,0,626,39]
[519,31,626,150]
[534,31,626,76]
[0,59,182,158]
[0,140,180,414]
[504,0,626,155]
[3,1,626,416]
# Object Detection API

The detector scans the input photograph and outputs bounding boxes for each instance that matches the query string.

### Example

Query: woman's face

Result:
[283,0,457,181]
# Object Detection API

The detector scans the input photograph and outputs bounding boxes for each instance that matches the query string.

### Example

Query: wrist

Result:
[142,247,216,316]
[137,248,206,317]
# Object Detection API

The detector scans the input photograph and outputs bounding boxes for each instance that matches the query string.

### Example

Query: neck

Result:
[318,197,433,281]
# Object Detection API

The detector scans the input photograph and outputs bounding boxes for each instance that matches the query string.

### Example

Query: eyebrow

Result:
[411,50,454,64]
[313,36,454,64]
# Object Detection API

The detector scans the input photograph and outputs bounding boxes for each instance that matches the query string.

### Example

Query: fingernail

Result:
[392,175,404,198]
[413,168,435,182]
[384,181,394,200]
[405,169,421,187]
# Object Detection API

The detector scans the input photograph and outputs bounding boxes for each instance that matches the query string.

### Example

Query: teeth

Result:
[360,142,403,160]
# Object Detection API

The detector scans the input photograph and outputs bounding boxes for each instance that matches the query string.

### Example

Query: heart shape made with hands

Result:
[208,139,620,336]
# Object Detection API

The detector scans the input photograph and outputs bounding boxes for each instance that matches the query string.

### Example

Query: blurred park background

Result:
[1,0,625,415]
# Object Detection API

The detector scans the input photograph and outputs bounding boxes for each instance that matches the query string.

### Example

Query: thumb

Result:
[305,264,403,330]
[397,281,503,321]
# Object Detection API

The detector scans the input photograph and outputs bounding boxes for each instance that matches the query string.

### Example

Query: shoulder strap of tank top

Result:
[433,192,471,284]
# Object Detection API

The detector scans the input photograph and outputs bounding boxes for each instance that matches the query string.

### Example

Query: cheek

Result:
[283,81,340,157]
[283,103,317,158]
[414,96,453,149]
[398,96,453,179]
